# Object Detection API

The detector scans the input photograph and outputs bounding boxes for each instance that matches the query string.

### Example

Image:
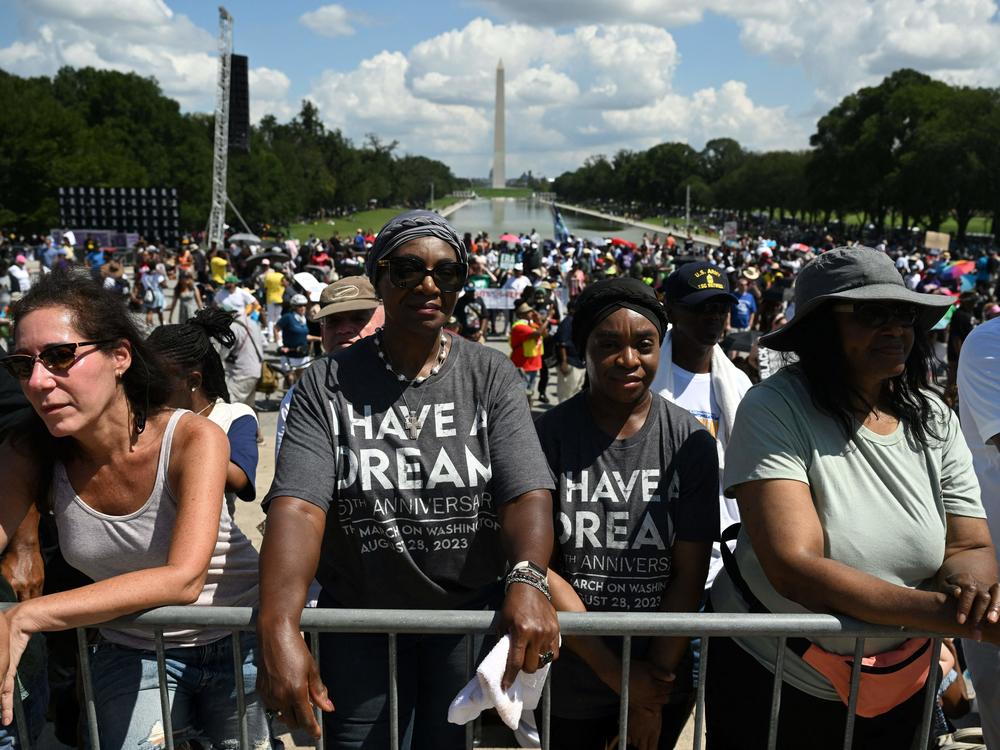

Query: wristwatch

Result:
[510,560,547,578]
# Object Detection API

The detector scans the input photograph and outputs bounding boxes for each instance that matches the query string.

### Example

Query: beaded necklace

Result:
[373,328,449,439]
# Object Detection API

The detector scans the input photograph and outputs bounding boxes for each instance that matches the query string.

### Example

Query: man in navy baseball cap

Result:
[664,261,739,307]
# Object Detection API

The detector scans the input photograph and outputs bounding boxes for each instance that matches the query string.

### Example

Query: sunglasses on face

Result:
[832,302,918,328]
[376,257,468,293]
[2,339,117,380]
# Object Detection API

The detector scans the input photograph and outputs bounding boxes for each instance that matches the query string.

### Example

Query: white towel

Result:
[651,328,753,585]
[651,328,751,454]
[447,635,552,743]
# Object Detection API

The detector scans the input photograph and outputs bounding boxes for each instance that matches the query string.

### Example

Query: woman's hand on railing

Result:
[256,622,333,738]
[0,606,29,727]
[941,572,1000,633]
[498,583,560,691]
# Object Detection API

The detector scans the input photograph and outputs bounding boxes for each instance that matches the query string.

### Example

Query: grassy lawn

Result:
[287,198,462,242]
[472,187,534,199]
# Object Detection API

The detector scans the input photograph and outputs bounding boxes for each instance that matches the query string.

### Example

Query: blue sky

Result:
[3,0,1000,178]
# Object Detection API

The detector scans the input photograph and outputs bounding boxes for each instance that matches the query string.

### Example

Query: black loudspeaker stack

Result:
[58,186,180,244]
[229,54,250,153]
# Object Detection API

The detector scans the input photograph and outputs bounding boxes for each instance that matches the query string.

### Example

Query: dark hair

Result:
[147,308,236,402]
[11,268,173,509]
[789,303,944,443]
[12,267,172,435]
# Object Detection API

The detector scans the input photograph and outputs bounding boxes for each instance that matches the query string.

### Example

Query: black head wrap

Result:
[572,277,668,356]
[365,210,467,280]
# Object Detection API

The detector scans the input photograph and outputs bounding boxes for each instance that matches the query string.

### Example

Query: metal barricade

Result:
[17,608,946,750]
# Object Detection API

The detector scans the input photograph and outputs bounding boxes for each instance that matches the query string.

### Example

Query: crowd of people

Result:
[0,210,996,750]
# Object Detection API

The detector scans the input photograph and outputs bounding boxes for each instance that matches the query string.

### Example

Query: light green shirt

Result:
[711,366,983,700]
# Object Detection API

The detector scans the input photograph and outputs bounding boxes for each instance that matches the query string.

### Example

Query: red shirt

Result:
[510,319,543,372]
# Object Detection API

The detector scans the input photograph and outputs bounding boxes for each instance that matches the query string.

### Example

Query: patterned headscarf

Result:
[365,210,467,280]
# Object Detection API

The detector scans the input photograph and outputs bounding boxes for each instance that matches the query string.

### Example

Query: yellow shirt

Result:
[264,270,285,305]
[210,256,228,285]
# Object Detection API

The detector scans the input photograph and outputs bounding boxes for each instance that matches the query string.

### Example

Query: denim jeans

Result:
[89,633,270,750]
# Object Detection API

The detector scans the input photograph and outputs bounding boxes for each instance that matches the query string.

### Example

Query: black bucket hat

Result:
[760,246,954,352]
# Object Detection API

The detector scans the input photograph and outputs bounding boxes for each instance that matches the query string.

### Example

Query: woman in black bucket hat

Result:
[705,247,998,749]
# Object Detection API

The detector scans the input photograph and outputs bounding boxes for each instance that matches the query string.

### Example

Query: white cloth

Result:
[957,316,1000,750]
[448,635,552,742]
[651,329,752,586]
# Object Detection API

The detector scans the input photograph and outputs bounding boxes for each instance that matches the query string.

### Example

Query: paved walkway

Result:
[546,201,721,247]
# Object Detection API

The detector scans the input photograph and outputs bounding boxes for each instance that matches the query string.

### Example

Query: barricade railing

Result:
[11,608,948,750]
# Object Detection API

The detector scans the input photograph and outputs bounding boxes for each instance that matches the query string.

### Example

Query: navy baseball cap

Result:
[664,262,738,306]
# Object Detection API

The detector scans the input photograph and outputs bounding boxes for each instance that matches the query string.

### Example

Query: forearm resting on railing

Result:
[761,553,997,642]
[257,497,325,629]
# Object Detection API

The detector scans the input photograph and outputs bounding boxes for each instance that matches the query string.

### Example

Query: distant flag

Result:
[551,205,570,243]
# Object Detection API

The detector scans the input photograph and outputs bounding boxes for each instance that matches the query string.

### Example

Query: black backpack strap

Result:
[720,523,810,657]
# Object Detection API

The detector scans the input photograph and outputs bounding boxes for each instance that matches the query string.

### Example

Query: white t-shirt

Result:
[8,265,30,292]
[958,317,1000,565]
[670,363,720,438]
[503,275,531,295]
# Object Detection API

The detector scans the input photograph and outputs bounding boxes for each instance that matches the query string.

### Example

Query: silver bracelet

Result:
[505,570,552,601]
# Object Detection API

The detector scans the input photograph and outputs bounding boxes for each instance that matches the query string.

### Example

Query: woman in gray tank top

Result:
[0,268,269,749]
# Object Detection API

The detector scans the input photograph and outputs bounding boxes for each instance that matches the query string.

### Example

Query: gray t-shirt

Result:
[712,366,984,700]
[266,334,555,608]
[536,392,719,717]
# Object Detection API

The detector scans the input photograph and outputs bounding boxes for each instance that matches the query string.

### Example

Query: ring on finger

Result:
[538,650,554,666]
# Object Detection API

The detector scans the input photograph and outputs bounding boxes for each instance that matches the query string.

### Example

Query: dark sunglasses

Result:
[832,302,918,328]
[376,257,468,293]
[1,339,118,380]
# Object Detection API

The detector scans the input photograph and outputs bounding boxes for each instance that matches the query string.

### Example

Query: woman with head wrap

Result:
[257,210,559,748]
[535,277,720,750]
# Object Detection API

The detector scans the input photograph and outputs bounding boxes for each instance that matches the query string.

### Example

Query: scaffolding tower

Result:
[206,6,232,250]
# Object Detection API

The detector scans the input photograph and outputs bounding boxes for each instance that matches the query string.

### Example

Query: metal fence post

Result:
[310,630,325,750]
[76,628,101,750]
[153,629,176,750]
[693,636,709,750]
[841,637,866,750]
[230,630,248,750]
[618,636,632,746]
[388,633,399,750]
[766,636,787,750]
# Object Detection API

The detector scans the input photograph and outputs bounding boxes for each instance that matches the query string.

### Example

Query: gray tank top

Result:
[54,409,260,649]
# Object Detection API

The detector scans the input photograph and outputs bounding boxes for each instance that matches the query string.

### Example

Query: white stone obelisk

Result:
[492,59,506,189]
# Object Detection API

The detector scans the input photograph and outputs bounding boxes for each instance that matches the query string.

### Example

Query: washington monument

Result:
[492,59,505,189]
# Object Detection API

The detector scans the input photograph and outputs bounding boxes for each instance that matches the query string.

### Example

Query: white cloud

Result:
[309,18,804,176]
[249,67,295,122]
[0,0,295,120]
[478,0,1000,104]
[299,4,359,38]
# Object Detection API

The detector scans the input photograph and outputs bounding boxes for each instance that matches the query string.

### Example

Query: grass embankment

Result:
[288,198,462,242]
[473,187,534,199]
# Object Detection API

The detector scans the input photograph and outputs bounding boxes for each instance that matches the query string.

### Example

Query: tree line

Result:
[553,69,1000,244]
[0,66,459,235]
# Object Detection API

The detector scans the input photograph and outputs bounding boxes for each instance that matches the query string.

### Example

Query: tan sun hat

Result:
[315,276,381,318]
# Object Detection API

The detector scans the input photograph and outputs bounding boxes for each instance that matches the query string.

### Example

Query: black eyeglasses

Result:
[1,339,118,380]
[376,257,468,292]
[832,302,918,328]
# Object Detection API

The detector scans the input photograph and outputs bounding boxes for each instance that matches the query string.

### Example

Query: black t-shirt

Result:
[535,391,719,717]
[266,334,555,608]
[454,296,486,337]
[554,316,583,368]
